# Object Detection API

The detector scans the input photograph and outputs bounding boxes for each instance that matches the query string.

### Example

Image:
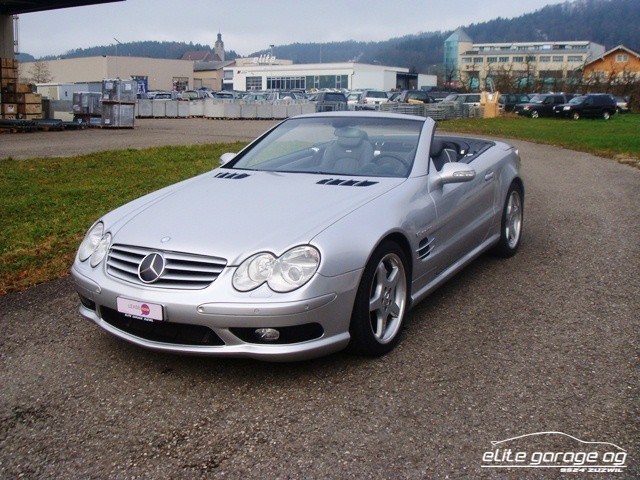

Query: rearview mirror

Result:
[219,152,237,166]
[438,162,476,185]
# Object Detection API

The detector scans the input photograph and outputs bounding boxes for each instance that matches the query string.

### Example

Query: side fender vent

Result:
[317,178,378,187]
[215,172,250,180]
[417,237,434,259]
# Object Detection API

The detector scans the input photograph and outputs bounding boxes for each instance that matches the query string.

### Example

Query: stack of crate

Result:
[101,79,135,128]
[1,58,43,120]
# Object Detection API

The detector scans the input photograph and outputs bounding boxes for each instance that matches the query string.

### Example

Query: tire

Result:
[348,241,410,356]
[572,111,580,120]
[492,183,524,258]
[603,111,611,120]
[530,110,539,119]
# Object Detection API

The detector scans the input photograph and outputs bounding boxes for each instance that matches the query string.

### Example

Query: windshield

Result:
[528,95,548,104]
[227,116,424,178]
[568,96,586,105]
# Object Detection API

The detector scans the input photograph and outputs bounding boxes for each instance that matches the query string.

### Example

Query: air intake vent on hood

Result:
[317,178,378,187]
[215,172,250,179]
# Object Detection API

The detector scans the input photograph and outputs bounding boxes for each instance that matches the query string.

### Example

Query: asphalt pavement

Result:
[1,123,638,479]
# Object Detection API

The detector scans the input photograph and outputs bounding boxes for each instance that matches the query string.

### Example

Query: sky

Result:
[17,0,566,58]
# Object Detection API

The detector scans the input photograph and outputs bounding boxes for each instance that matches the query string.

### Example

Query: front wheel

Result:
[492,183,524,258]
[349,241,409,356]
[530,110,539,119]
[603,111,611,120]
[572,111,580,120]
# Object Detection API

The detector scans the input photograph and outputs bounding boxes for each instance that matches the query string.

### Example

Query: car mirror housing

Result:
[438,162,476,185]
[219,152,237,166]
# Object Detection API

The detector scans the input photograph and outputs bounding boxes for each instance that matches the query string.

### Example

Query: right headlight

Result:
[78,222,104,262]
[233,245,320,293]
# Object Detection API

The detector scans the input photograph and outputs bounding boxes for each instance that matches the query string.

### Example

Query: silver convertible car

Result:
[72,112,523,361]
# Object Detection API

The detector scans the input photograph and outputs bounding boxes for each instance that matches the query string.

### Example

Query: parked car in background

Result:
[614,95,630,113]
[387,91,402,102]
[498,93,531,112]
[441,93,482,107]
[360,89,390,110]
[72,112,524,360]
[552,94,618,120]
[429,91,456,103]
[149,91,178,100]
[397,90,435,104]
[242,92,268,102]
[309,91,348,112]
[346,91,363,110]
[514,93,574,118]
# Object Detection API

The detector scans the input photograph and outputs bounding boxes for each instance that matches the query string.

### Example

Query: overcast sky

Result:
[19,0,565,58]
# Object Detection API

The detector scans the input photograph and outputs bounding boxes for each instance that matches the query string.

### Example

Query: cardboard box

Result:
[1,113,17,119]
[23,113,43,120]
[16,84,32,93]
[18,103,42,114]
[1,67,17,80]
[1,103,17,114]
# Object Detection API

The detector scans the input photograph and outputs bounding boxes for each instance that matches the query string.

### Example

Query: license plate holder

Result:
[116,297,164,321]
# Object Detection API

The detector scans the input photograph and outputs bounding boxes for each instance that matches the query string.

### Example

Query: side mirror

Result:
[438,162,476,185]
[219,152,237,166]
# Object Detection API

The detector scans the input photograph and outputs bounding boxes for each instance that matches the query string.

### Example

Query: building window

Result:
[473,57,483,63]
[513,56,524,63]
[552,56,564,62]
[487,57,498,63]
[540,56,551,62]
[246,76,262,90]
[526,56,536,62]
[462,57,472,63]
[567,55,583,62]
[615,53,629,62]
[499,56,509,63]
[172,77,188,91]
[224,70,234,80]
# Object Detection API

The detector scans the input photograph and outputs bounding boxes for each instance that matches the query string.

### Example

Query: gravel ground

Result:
[1,120,638,479]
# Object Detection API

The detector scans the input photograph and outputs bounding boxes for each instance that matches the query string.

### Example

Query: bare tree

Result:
[28,60,53,83]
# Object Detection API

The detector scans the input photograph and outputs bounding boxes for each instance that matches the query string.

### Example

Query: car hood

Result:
[107,169,404,265]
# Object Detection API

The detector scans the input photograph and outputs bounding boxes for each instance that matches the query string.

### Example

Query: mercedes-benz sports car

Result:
[72,112,523,361]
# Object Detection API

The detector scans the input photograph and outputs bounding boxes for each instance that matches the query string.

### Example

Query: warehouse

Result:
[225,62,436,92]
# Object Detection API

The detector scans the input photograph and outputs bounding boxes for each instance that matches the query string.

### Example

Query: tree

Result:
[28,61,53,83]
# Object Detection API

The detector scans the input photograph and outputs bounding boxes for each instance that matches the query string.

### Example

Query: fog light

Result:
[255,328,280,342]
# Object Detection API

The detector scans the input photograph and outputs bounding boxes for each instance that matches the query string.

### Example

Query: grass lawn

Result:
[441,113,640,167]
[0,143,246,294]
[1,114,639,294]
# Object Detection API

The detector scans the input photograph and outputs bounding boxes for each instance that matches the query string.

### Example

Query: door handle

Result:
[484,172,495,181]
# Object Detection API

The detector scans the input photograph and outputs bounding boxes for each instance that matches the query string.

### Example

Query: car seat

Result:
[321,127,374,174]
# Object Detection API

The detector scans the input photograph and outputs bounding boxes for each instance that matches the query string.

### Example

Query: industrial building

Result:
[224,62,436,92]
[444,28,605,88]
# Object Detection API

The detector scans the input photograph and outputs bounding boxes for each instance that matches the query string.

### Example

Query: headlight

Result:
[78,222,104,261]
[523,106,530,111]
[233,246,320,293]
[563,106,571,111]
[90,233,111,267]
[78,221,111,267]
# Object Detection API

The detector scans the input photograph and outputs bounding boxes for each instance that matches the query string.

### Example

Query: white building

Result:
[224,62,436,92]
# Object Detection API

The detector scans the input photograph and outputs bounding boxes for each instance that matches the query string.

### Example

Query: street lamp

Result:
[113,37,122,78]
[269,44,274,90]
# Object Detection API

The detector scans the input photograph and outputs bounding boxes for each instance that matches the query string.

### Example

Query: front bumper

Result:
[72,263,362,361]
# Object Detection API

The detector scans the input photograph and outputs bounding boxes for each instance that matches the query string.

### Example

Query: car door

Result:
[425,146,497,276]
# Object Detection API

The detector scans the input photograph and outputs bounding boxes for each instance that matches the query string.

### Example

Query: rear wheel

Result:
[492,183,524,258]
[530,110,539,119]
[603,111,611,120]
[572,111,580,120]
[349,241,409,356]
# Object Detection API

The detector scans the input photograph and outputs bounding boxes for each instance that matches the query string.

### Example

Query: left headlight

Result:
[77,221,111,267]
[233,245,320,293]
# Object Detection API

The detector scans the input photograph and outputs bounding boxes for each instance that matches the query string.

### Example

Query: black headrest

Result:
[430,138,444,157]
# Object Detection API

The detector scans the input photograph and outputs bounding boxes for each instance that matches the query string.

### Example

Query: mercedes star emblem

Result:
[138,253,166,283]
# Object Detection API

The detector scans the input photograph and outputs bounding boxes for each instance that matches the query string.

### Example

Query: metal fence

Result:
[380,102,482,120]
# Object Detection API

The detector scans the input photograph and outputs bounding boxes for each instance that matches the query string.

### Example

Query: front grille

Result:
[101,307,225,346]
[107,244,226,289]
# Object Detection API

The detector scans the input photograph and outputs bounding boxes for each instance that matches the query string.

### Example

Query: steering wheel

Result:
[373,153,411,172]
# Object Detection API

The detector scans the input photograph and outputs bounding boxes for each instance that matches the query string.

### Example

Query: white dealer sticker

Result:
[117,297,163,321]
